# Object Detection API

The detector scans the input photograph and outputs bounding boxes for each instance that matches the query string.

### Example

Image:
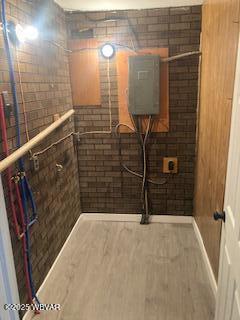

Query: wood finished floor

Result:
[29,221,215,320]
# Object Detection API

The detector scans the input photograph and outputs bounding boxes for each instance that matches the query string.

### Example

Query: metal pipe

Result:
[0,109,74,173]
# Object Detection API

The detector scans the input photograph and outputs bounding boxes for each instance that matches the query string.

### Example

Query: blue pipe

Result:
[19,179,40,306]
[1,0,40,306]
[24,177,37,221]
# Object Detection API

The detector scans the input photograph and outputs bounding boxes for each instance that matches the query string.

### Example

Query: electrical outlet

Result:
[163,157,178,174]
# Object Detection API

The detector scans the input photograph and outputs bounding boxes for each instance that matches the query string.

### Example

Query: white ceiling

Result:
[55,0,203,11]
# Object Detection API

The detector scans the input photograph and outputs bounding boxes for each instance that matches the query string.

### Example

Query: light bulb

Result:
[100,43,115,59]
[24,26,39,41]
[7,22,39,46]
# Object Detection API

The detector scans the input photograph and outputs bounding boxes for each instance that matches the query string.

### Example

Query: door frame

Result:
[0,174,20,320]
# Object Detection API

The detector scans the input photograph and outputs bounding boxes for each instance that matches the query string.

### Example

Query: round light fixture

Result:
[100,43,115,59]
[7,21,39,46]
[24,25,39,41]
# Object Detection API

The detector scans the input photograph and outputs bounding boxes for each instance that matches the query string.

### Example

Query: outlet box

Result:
[31,155,39,171]
[163,157,178,174]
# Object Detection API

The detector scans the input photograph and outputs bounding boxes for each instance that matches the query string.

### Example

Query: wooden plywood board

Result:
[68,39,101,106]
[116,48,169,133]
[194,0,240,279]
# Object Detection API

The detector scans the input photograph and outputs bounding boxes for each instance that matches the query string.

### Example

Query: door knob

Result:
[213,211,226,223]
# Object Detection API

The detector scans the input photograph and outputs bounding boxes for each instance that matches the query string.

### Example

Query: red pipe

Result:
[13,177,26,235]
[14,181,33,304]
[0,95,34,305]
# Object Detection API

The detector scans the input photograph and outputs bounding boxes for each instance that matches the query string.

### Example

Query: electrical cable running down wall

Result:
[115,117,167,224]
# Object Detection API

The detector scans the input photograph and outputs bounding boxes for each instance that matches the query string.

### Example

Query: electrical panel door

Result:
[128,55,160,115]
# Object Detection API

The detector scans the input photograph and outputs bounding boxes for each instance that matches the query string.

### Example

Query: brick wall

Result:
[0,0,81,305]
[66,6,201,215]
[0,2,201,308]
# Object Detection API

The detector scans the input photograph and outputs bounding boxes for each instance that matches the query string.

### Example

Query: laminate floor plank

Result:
[27,221,215,320]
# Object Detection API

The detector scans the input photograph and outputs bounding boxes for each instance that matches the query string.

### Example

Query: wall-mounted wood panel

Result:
[68,39,101,106]
[116,48,169,133]
[194,0,240,279]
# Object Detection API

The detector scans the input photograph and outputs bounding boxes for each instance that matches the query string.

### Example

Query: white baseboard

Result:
[192,219,217,299]
[82,213,193,224]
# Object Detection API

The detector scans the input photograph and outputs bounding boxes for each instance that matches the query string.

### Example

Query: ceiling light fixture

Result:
[7,21,39,46]
[100,43,115,59]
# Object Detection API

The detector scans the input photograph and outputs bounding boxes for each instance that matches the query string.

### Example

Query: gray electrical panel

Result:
[128,55,160,115]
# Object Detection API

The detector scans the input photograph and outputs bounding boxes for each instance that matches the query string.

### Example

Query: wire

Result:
[16,48,33,157]
[162,51,201,63]
[32,56,113,157]
[139,116,150,221]
[133,115,151,221]
[141,116,152,196]
[107,58,112,131]
[44,39,72,53]
[121,115,167,223]
[144,188,149,220]
[47,14,139,54]
[121,163,166,185]
[115,122,135,133]
[70,42,137,54]
[32,132,74,157]
[115,122,166,186]
[80,13,139,50]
